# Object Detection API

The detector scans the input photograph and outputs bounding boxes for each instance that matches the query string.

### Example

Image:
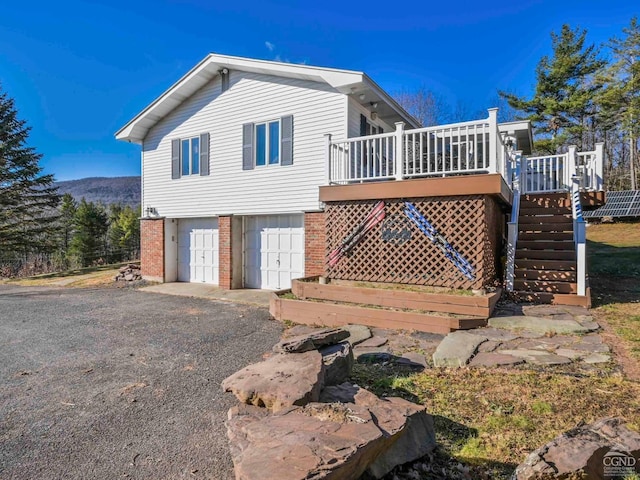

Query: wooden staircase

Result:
[513,193,590,307]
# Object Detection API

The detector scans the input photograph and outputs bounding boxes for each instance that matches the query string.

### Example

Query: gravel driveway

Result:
[0,285,282,480]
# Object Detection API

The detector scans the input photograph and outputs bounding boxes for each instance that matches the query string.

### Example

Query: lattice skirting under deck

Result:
[325,195,504,290]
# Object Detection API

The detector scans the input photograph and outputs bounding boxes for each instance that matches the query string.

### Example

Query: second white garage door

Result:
[177,218,219,284]
[244,215,304,290]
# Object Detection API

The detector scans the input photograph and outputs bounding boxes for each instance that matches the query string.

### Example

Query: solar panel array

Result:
[583,190,640,218]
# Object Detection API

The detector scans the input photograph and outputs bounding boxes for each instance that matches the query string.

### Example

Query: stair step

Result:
[520,194,572,209]
[520,207,572,216]
[517,240,575,250]
[515,269,577,282]
[519,232,573,241]
[515,259,576,271]
[513,291,590,307]
[513,280,578,294]
[519,223,573,233]
[515,249,575,261]
[518,214,573,224]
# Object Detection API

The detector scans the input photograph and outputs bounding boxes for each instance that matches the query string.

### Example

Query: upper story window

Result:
[242,115,293,170]
[255,120,280,166]
[181,137,200,175]
[171,133,210,179]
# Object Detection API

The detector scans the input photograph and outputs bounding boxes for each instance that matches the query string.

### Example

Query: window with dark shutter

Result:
[280,115,293,166]
[199,132,210,176]
[171,139,181,179]
[242,123,255,170]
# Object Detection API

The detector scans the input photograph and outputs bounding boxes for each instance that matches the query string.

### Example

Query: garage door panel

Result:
[178,218,219,284]
[244,215,305,290]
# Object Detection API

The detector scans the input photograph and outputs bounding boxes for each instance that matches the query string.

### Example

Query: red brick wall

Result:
[219,216,232,289]
[141,218,164,281]
[304,212,326,277]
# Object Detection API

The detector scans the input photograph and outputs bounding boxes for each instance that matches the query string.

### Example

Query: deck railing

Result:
[325,109,604,196]
[401,117,493,178]
[327,109,500,184]
[327,131,397,184]
[521,144,604,194]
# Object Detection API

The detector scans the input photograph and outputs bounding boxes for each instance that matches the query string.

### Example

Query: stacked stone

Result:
[114,263,142,282]
[221,326,437,480]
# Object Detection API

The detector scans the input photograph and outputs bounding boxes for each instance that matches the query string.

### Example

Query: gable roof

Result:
[115,54,419,144]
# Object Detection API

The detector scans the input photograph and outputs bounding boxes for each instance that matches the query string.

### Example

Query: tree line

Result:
[0,85,139,277]
[396,17,640,191]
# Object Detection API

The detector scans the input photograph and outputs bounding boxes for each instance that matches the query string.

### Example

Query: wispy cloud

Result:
[265,41,275,52]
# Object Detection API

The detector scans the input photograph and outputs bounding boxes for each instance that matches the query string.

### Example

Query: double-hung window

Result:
[255,120,280,166]
[171,133,210,179]
[181,137,200,176]
[242,115,293,170]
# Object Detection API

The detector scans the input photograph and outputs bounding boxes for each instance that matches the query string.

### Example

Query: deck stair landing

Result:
[514,193,589,306]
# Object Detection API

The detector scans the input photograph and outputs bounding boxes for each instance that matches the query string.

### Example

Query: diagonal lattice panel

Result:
[325,196,501,290]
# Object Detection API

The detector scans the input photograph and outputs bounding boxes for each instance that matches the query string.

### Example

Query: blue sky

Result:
[0,0,636,181]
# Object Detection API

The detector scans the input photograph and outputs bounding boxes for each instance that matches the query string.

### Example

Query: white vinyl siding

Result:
[142,72,345,217]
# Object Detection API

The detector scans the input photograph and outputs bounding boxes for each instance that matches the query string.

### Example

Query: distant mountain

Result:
[54,176,141,208]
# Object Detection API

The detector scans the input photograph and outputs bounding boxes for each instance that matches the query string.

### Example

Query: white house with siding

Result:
[116,54,418,289]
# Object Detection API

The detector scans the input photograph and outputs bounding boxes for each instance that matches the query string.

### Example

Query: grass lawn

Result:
[588,222,640,361]
[351,220,640,479]
[0,262,136,288]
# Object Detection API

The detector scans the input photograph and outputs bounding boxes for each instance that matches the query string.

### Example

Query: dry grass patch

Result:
[352,364,640,479]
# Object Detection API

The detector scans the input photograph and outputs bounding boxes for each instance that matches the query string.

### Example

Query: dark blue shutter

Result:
[171,139,180,179]
[280,115,293,166]
[242,123,254,170]
[360,114,367,137]
[199,132,210,176]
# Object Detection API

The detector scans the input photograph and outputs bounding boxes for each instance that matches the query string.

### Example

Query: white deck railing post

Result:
[567,145,577,190]
[394,122,405,181]
[505,150,522,292]
[487,108,498,174]
[571,174,587,296]
[595,142,605,191]
[324,133,332,185]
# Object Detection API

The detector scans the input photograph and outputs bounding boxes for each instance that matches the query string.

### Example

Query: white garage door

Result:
[244,215,304,290]
[177,218,219,284]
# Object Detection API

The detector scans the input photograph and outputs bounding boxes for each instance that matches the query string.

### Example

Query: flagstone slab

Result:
[488,316,589,335]
[469,352,525,367]
[582,353,611,364]
[432,331,488,367]
[499,349,572,365]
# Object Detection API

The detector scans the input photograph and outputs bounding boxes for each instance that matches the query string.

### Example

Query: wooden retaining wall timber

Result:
[292,278,501,318]
[269,294,489,334]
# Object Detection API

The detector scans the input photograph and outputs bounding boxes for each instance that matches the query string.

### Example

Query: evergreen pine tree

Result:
[0,84,60,260]
[58,193,77,253]
[69,199,109,266]
[599,17,640,190]
[500,25,605,153]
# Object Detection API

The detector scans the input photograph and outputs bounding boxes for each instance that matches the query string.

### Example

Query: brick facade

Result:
[219,216,233,289]
[304,211,326,277]
[140,218,165,282]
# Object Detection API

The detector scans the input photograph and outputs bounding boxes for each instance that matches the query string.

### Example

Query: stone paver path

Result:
[280,303,614,372]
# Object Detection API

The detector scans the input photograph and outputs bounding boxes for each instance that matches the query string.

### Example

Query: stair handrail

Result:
[505,150,523,292]
[570,174,587,296]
